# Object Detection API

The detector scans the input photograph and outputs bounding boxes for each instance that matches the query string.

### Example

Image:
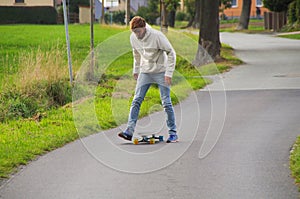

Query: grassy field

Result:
[0,24,126,87]
[0,24,241,180]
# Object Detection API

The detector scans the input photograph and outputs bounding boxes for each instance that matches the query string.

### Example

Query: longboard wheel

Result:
[133,138,139,145]
[149,138,155,144]
[159,136,164,141]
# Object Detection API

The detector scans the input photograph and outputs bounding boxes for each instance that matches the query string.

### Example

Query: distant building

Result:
[0,0,56,7]
[78,0,103,23]
[109,0,147,13]
[223,0,269,19]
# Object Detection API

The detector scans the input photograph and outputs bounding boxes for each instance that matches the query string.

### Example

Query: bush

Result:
[0,6,57,24]
[0,87,39,122]
[176,11,188,21]
[287,0,300,25]
[46,80,72,107]
[104,10,134,25]
[136,6,159,25]
[0,80,72,122]
[297,0,300,22]
[288,1,298,23]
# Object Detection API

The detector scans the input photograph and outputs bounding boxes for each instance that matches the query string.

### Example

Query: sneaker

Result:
[118,131,133,141]
[166,134,178,143]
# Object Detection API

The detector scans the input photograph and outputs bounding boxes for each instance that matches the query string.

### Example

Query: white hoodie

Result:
[130,26,176,77]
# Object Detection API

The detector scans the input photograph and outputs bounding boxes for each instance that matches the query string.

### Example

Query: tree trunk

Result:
[168,10,175,27]
[193,0,201,28]
[195,0,220,63]
[168,1,177,28]
[184,0,200,28]
[236,0,252,30]
[161,1,168,32]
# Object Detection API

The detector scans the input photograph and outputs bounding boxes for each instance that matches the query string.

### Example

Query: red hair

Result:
[130,16,146,30]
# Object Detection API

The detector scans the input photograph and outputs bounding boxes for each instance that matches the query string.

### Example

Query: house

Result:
[79,0,103,23]
[109,0,147,13]
[223,0,269,19]
[0,0,56,7]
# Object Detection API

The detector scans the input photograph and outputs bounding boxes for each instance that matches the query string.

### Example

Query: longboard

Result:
[133,132,164,145]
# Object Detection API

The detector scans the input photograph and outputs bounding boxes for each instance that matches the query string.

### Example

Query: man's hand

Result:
[133,73,139,80]
[165,76,172,86]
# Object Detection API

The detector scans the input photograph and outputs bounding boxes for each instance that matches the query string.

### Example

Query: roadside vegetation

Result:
[290,136,300,189]
[279,33,300,39]
[0,24,241,179]
[283,35,300,189]
[280,32,300,191]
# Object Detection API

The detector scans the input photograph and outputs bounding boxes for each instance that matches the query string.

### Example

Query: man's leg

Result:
[158,84,177,134]
[153,73,177,141]
[119,73,151,141]
[126,83,151,134]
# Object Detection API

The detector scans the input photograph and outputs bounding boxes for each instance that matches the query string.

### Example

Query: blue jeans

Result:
[125,72,177,135]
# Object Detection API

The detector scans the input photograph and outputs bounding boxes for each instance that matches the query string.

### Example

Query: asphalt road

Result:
[1,33,300,199]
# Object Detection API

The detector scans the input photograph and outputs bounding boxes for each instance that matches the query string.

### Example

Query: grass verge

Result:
[290,136,300,190]
[278,34,300,40]
[281,32,300,190]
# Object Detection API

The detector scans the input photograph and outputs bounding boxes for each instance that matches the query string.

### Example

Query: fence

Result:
[57,13,79,24]
[264,12,287,31]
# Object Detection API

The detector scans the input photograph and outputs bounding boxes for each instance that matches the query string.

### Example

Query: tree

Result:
[287,0,300,24]
[297,0,300,22]
[220,0,232,8]
[183,0,200,28]
[288,1,297,23]
[165,0,181,27]
[236,0,252,30]
[185,0,232,28]
[263,0,294,12]
[219,0,232,19]
[136,0,159,25]
[196,0,221,62]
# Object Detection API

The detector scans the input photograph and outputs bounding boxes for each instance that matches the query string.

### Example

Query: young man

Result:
[118,16,178,143]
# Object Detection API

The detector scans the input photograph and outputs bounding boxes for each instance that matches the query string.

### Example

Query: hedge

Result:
[0,6,57,24]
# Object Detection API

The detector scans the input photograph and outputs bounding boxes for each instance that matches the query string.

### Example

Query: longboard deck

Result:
[133,133,164,144]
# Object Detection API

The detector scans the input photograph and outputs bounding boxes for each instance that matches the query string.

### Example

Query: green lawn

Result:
[0,24,241,180]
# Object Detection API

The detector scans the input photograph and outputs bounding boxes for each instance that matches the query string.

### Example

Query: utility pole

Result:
[62,0,73,84]
[126,0,130,26]
[101,0,105,24]
[90,0,95,80]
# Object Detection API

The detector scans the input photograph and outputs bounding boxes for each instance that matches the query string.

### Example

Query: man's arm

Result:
[130,34,141,80]
[132,48,141,79]
[158,32,176,78]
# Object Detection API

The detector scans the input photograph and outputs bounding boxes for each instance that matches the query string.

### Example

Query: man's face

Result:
[133,27,146,39]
